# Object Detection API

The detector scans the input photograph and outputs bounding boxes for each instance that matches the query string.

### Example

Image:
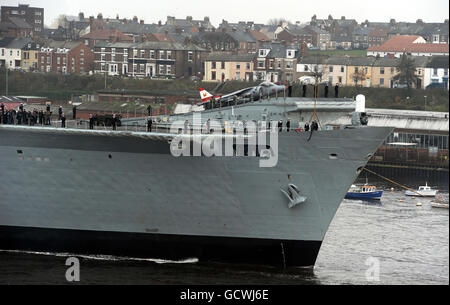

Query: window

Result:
[133,64,137,73]
[41,56,44,63]
[46,65,51,72]
[380,78,384,85]
[101,63,105,71]
[47,56,50,63]
[57,57,60,65]
[150,50,155,59]
[111,48,115,53]
[35,20,41,24]
[380,67,385,74]
[140,50,145,58]
[159,65,164,74]
[10,50,12,56]
[63,57,66,65]
[246,63,250,70]
[140,65,145,73]
[167,51,172,60]
[444,69,448,76]
[124,55,128,63]
[72,58,75,65]
[133,49,138,57]
[112,55,116,62]
[236,63,241,69]
[212,62,216,69]
[329,66,334,72]
[417,69,422,75]
[221,62,225,69]
[167,65,172,74]
[80,58,84,65]
[159,51,165,59]
[211,71,216,80]
[258,60,265,68]
[391,67,395,74]
[433,68,438,75]
[259,49,265,56]
[341,66,344,73]
[286,61,292,69]
[85,39,89,46]
[338,76,342,83]
[101,48,105,52]
[355,67,358,73]
[80,49,84,56]
[277,61,281,68]
[328,76,333,83]
[101,54,105,61]
[1,49,3,56]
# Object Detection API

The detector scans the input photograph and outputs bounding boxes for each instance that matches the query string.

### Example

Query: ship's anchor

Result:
[280,184,307,209]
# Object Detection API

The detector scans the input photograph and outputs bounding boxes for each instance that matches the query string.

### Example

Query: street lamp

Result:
[424,95,427,111]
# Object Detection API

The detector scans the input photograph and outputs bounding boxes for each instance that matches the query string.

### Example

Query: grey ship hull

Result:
[0,125,391,267]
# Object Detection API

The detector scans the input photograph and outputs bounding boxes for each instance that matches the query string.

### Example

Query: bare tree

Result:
[351,69,367,87]
[268,18,290,26]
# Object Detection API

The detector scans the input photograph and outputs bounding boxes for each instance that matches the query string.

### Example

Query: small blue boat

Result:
[345,184,383,200]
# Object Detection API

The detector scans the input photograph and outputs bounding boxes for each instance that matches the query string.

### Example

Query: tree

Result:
[268,18,290,27]
[351,68,366,86]
[393,54,419,89]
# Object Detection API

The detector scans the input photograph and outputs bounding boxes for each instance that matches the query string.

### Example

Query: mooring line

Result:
[362,167,426,197]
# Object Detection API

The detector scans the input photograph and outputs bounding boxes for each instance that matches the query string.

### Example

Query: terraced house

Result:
[21,41,41,71]
[93,41,207,79]
[204,52,254,82]
[0,37,31,69]
[254,43,299,82]
[37,41,94,74]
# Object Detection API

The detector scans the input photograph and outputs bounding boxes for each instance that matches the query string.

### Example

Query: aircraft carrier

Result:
[0,90,392,267]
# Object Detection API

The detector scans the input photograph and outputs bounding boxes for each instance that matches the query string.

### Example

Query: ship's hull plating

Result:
[0,126,392,267]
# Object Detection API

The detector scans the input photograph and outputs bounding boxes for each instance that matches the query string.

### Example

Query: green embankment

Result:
[1,70,448,112]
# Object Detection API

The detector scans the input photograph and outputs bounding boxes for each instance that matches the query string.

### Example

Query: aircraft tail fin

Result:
[199,88,213,102]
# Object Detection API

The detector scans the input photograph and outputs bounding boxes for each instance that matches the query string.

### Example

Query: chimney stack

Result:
[140,19,144,25]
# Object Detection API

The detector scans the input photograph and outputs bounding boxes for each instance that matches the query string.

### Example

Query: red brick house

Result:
[38,41,94,74]
[277,26,313,46]
[368,28,388,47]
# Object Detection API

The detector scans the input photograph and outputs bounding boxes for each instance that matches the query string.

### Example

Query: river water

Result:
[0,190,448,285]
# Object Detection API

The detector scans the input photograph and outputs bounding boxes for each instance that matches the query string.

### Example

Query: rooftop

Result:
[368,35,450,53]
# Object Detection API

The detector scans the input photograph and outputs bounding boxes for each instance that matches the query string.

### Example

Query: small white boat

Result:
[431,202,449,209]
[404,182,438,197]
[431,195,449,209]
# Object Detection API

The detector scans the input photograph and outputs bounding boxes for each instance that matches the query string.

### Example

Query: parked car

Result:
[298,76,317,85]
[393,82,409,88]
[426,82,446,89]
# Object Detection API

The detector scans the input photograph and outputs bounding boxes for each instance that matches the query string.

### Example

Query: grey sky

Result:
[2,0,449,27]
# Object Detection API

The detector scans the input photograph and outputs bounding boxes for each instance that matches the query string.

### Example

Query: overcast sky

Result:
[2,0,449,28]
